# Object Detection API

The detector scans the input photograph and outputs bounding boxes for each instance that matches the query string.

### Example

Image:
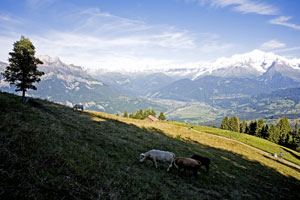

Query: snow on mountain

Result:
[37,55,83,72]
[0,55,106,90]
[191,49,300,79]
[38,55,62,66]
[36,55,104,87]
[0,62,8,88]
[148,50,300,103]
[85,49,300,81]
[0,61,7,72]
[163,68,204,80]
[218,49,276,72]
[158,50,300,80]
[2,50,300,89]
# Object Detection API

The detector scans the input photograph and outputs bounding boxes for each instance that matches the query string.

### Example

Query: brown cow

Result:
[191,154,211,173]
[173,157,202,177]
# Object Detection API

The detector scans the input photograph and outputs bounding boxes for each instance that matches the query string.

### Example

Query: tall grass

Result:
[1,92,300,199]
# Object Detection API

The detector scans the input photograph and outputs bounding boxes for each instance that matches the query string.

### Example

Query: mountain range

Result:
[161,49,300,79]
[90,50,300,100]
[1,50,300,124]
[0,56,166,114]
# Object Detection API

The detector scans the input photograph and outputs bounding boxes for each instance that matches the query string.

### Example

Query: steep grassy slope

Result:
[1,92,300,199]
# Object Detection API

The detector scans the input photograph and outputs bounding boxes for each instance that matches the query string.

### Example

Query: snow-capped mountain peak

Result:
[38,55,63,66]
[191,49,300,79]
[37,55,83,72]
[214,49,277,72]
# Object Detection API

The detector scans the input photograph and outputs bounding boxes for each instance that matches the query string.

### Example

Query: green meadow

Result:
[169,121,300,166]
[1,92,300,199]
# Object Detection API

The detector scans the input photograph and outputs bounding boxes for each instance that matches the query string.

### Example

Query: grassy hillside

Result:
[169,121,300,166]
[1,92,300,199]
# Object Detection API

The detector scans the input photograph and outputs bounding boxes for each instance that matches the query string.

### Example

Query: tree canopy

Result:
[2,36,44,101]
[124,108,165,120]
[158,112,166,120]
[123,110,128,118]
[221,116,300,152]
[221,116,229,130]
[277,117,292,145]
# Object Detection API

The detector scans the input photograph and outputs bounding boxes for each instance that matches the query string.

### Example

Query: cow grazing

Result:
[73,104,84,111]
[191,154,211,173]
[173,157,202,177]
[139,149,175,171]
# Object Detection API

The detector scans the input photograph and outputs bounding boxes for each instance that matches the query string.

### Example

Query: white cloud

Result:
[153,32,196,49]
[200,40,234,53]
[0,34,22,62]
[269,16,300,30]
[0,14,21,24]
[260,40,286,50]
[64,8,197,50]
[0,13,26,36]
[273,46,300,53]
[0,8,234,70]
[29,31,198,70]
[189,0,277,15]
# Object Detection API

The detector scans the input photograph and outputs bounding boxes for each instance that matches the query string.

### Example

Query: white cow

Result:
[139,149,175,171]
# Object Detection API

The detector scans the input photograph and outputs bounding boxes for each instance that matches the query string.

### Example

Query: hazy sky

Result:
[0,0,300,70]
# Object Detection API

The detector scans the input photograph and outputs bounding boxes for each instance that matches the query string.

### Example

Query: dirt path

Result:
[186,127,300,170]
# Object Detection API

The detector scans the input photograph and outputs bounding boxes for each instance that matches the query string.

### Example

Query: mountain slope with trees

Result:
[221,116,300,153]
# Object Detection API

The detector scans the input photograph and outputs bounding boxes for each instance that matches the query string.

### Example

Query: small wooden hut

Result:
[144,115,159,122]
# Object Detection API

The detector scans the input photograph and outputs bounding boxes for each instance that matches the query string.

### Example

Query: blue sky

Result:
[0,0,300,70]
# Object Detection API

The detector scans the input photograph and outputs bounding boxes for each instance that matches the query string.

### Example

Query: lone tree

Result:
[123,110,128,118]
[2,36,44,101]
[158,112,166,120]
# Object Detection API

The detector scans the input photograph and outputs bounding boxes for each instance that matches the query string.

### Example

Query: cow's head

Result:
[139,153,146,162]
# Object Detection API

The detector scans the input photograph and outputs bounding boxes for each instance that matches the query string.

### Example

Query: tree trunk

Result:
[22,90,26,102]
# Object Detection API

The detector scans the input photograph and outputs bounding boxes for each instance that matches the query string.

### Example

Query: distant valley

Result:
[1,50,300,125]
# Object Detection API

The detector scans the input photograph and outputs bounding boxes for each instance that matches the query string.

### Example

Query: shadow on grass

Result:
[262,155,300,172]
[85,111,300,200]
[1,93,300,200]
